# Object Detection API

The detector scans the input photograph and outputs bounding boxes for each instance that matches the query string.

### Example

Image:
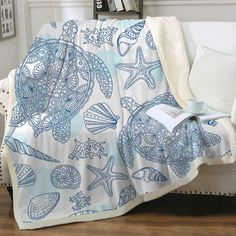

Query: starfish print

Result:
[87,156,128,197]
[116,46,161,90]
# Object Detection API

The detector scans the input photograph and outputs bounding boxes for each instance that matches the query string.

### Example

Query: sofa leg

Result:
[7,186,13,201]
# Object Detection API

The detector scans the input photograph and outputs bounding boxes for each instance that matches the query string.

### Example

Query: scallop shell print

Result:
[50,165,81,189]
[83,103,120,134]
[27,192,60,220]
[14,164,36,187]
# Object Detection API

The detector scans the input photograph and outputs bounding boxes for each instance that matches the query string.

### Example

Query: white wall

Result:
[2,0,236,74]
[145,1,236,21]
[29,0,93,37]
[0,0,32,79]
[0,38,18,79]
[28,1,236,29]
[23,0,236,59]
[16,0,32,62]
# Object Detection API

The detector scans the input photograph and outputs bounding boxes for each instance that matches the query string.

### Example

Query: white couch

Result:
[1,21,236,196]
[177,22,236,196]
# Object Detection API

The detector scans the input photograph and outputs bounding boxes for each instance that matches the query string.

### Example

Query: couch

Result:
[0,21,236,197]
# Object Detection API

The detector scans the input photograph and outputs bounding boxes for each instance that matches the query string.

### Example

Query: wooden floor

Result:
[1,188,236,236]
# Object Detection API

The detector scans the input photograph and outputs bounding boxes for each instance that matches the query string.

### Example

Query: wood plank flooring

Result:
[1,187,236,236]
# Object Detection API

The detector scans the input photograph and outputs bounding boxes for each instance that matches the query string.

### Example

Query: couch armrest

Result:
[0,69,15,116]
[231,97,236,127]
[0,77,9,116]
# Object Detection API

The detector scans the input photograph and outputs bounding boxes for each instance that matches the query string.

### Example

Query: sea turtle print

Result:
[9,20,113,143]
[118,92,221,178]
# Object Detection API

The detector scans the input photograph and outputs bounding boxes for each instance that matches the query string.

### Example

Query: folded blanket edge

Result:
[146,16,193,108]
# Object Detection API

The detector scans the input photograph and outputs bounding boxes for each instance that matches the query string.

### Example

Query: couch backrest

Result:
[181,22,236,65]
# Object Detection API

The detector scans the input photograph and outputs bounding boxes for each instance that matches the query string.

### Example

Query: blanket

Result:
[1,17,236,229]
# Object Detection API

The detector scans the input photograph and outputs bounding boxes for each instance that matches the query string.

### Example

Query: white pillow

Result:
[189,47,236,114]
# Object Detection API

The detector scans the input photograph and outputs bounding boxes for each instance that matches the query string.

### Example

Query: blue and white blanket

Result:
[2,17,235,229]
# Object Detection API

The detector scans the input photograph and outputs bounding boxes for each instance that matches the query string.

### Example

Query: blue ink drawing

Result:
[60,20,78,42]
[49,22,57,29]
[27,192,60,220]
[50,165,81,189]
[69,191,91,211]
[118,93,221,178]
[83,52,113,99]
[145,30,156,50]
[83,103,120,134]
[117,185,136,208]
[132,167,167,182]
[117,20,145,56]
[116,46,161,90]
[87,156,128,197]
[68,210,98,217]
[203,131,221,147]
[68,138,107,160]
[207,120,218,127]
[221,150,232,157]
[5,136,60,163]
[81,27,118,47]
[9,20,113,143]
[14,163,36,187]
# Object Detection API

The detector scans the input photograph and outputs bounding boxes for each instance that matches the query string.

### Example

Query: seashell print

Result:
[64,73,79,90]
[62,93,79,113]
[26,54,38,64]
[22,81,38,100]
[22,66,31,76]
[143,133,158,145]
[145,30,156,50]
[117,20,145,56]
[117,185,137,208]
[132,167,167,182]
[27,192,60,220]
[50,165,81,189]
[4,136,60,163]
[83,103,120,134]
[32,62,47,79]
[14,164,36,187]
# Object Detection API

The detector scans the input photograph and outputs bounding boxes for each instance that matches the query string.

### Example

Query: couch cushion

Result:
[189,47,236,114]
